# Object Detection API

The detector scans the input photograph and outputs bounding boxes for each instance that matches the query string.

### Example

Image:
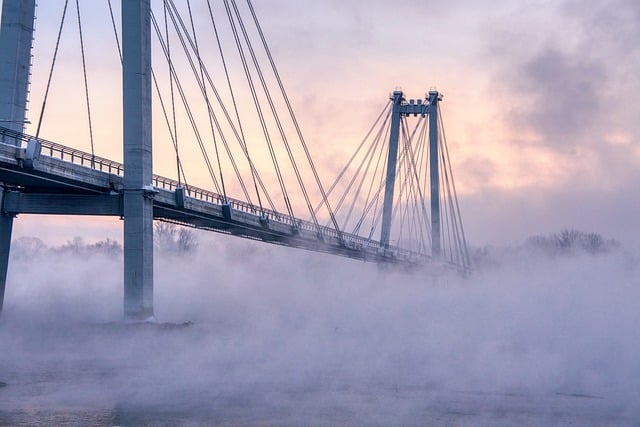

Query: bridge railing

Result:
[0,126,30,145]
[150,173,372,248]
[151,172,357,244]
[41,141,124,176]
[0,126,424,260]
[0,127,125,176]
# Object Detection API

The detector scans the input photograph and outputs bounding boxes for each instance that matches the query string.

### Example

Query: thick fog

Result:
[1,232,639,425]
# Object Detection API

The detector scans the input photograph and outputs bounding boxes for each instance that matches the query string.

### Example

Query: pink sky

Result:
[7,0,640,246]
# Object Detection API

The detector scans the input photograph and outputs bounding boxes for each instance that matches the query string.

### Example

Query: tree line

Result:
[11,222,198,259]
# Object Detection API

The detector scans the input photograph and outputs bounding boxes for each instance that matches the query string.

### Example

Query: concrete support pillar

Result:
[0,189,14,313]
[428,91,442,258]
[380,90,403,249]
[0,0,35,142]
[0,0,36,315]
[122,0,153,319]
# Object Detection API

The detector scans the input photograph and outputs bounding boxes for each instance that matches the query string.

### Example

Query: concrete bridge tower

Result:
[0,0,36,313]
[0,1,154,318]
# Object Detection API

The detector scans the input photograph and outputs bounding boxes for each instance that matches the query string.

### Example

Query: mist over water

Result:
[1,234,639,426]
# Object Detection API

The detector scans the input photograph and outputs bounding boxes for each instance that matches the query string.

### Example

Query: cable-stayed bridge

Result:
[0,0,470,319]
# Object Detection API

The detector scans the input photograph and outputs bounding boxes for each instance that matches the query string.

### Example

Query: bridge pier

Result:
[378,89,444,257]
[0,0,35,144]
[122,0,154,319]
[0,189,13,313]
[428,91,442,258]
[0,0,36,315]
[380,90,404,249]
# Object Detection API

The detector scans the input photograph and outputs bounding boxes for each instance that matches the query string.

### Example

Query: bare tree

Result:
[154,221,198,254]
[11,236,48,259]
[88,238,122,255]
[527,229,620,255]
[177,227,198,253]
[154,222,177,252]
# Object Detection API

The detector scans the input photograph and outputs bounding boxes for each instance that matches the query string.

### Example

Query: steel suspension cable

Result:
[385,117,432,250]
[404,117,432,241]
[163,0,183,187]
[339,110,392,231]
[362,123,392,240]
[105,0,187,186]
[390,118,423,241]
[106,0,121,60]
[402,118,429,253]
[440,125,467,267]
[364,162,388,241]
[357,113,392,229]
[151,70,189,188]
[314,101,391,214]
[35,0,69,138]
[352,120,390,237]
[438,122,461,263]
[416,118,432,249]
[440,160,454,261]
[394,120,414,247]
[370,118,422,242]
[221,0,295,220]
[164,0,277,211]
[150,11,222,194]
[395,130,411,249]
[245,0,343,237]
[75,0,96,164]
[357,145,387,237]
[443,156,462,263]
[229,0,320,230]
[416,115,429,202]
[186,0,227,200]
[164,1,254,204]
[439,105,470,269]
[392,123,414,248]
[205,0,264,213]
[357,116,393,240]
[339,124,386,231]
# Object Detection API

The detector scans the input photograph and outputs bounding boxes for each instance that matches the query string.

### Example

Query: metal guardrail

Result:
[0,126,124,175]
[0,126,424,261]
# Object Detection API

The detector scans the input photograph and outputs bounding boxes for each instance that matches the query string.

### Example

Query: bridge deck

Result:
[0,129,431,266]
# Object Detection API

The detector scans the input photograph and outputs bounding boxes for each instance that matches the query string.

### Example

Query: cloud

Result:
[10,0,640,262]
[459,174,640,246]
[561,0,640,56]
[487,0,640,150]
[458,0,640,243]
[511,47,606,144]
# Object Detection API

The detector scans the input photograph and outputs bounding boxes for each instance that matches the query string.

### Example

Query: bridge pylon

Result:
[122,0,154,320]
[0,0,155,319]
[380,89,443,258]
[380,91,403,249]
[0,0,36,313]
[428,90,443,257]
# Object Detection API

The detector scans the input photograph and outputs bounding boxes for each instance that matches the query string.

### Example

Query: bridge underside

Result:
[0,138,429,266]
